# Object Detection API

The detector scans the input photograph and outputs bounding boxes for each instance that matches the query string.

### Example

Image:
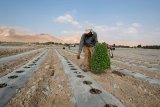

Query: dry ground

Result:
[1,46,160,107]
[0,47,35,58]
[0,51,42,77]
[5,48,75,107]
[61,49,160,107]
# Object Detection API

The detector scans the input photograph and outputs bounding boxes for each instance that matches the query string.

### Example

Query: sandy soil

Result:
[113,48,160,66]
[5,48,75,107]
[61,49,160,107]
[65,48,160,79]
[0,48,37,58]
[112,61,160,79]
[112,48,160,79]
[0,44,46,58]
[0,51,41,77]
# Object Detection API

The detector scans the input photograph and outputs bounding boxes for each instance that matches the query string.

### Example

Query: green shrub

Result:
[91,42,111,73]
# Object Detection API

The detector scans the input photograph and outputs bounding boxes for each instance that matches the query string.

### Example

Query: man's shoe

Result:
[80,66,88,72]
[83,69,88,72]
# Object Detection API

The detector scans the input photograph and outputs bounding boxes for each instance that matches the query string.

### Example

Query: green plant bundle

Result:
[91,42,111,73]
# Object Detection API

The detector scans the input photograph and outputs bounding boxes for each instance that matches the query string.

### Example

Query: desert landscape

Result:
[0,0,160,107]
[0,42,160,107]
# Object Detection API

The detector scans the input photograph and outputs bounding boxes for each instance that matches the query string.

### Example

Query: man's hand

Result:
[77,52,80,59]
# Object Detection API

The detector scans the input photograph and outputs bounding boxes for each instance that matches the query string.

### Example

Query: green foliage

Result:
[142,45,160,49]
[137,44,142,48]
[91,43,111,73]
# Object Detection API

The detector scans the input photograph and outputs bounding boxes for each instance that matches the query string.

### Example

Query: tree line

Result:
[115,44,160,49]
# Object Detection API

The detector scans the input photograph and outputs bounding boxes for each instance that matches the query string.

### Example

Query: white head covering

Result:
[85,28,93,34]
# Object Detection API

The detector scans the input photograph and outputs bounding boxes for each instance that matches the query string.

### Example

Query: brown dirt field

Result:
[113,48,160,66]
[61,49,160,107]
[112,61,160,79]
[5,48,75,107]
[0,48,36,58]
[64,49,160,79]
[0,51,42,77]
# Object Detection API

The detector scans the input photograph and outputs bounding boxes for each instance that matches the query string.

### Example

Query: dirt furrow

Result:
[61,49,160,107]
[65,49,160,80]
[112,61,160,79]
[6,48,75,107]
[0,47,36,58]
[0,51,42,77]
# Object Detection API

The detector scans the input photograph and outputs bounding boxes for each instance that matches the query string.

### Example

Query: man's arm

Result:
[77,34,85,59]
[94,32,98,44]
[78,34,85,53]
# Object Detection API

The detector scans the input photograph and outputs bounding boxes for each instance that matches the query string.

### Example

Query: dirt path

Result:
[65,49,160,79]
[112,61,160,79]
[6,48,75,107]
[0,51,42,77]
[61,49,160,107]
[113,48,160,66]
[0,47,37,58]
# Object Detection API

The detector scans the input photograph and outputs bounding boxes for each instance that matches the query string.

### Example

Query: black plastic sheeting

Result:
[56,49,125,107]
[0,49,49,107]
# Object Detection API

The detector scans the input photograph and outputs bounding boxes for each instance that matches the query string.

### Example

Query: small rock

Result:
[16,88,20,93]
[129,98,133,102]
[113,84,119,89]
[138,86,143,90]
[45,65,50,69]
[58,84,64,91]
[149,91,153,95]
[58,84,61,88]
[46,86,50,90]
[67,94,71,97]
[6,69,10,72]
[30,85,36,93]
[121,100,124,102]
[144,89,147,93]
[42,86,50,95]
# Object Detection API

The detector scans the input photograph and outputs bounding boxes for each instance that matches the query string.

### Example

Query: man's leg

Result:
[88,47,94,69]
[82,46,90,70]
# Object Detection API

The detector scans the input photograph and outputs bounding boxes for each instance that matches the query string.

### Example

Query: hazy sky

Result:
[0,0,160,45]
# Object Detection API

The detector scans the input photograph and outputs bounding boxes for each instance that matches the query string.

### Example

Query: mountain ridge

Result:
[0,27,63,43]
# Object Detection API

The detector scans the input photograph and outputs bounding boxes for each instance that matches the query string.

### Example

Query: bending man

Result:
[77,28,98,71]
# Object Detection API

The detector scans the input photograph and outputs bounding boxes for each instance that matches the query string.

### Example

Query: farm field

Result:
[0,45,160,107]
[1,0,160,107]
[0,45,44,58]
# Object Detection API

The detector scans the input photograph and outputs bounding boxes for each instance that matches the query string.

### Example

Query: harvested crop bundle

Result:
[91,43,111,73]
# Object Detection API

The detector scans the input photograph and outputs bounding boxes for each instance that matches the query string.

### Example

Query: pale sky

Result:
[0,0,160,46]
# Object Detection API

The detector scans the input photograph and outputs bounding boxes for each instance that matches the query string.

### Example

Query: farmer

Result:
[77,28,98,71]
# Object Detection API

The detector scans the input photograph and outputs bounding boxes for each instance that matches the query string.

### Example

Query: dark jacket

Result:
[78,31,98,53]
